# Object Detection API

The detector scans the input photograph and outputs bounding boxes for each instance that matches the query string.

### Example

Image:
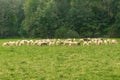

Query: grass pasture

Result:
[0,39,120,80]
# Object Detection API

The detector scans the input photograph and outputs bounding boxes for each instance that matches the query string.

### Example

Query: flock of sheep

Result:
[2,38,117,47]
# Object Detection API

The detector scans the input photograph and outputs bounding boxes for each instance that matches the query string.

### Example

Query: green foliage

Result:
[55,27,68,38]
[0,0,120,38]
[65,30,80,38]
[0,0,24,38]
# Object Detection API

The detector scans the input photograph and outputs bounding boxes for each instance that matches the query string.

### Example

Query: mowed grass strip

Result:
[0,39,120,80]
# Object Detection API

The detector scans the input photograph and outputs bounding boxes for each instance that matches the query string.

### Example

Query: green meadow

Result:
[0,39,120,80]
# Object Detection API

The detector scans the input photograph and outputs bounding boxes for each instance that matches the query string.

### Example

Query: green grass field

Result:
[0,39,120,80]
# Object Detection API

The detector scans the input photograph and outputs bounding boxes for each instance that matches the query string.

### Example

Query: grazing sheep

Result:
[33,40,39,45]
[106,39,111,44]
[15,40,20,46]
[97,40,103,45]
[69,41,80,46]
[41,42,48,46]
[37,42,42,46]
[2,42,9,46]
[55,40,64,45]
[18,41,25,46]
[83,41,89,46]
[63,41,72,46]
[7,41,16,46]
[27,40,34,45]
[2,38,118,47]
[111,39,117,44]
[88,41,92,45]
[79,39,84,42]
[104,40,108,44]
[48,41,55,46]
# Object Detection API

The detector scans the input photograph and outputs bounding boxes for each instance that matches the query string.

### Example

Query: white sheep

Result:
[111,39,117,44]
[106,39,111,44]
[83,41,89,46]
[2,38,118,47]
[69,41,80,46]
[79,39,84,42]
[8,41,16,46]
[97,40,103,45]
[48,41,55,46]
[2,42,9,46]
[104,40,108,44]
[63,41,71,46]
[18,41,25,46]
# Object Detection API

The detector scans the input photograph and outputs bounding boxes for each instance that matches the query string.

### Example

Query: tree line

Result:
[0,0,120,38]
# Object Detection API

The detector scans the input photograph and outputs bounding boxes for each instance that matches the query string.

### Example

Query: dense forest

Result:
[0,0,120,38]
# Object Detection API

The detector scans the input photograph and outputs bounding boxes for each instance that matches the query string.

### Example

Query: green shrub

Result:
[65,30,79,38]
[55,27,68,38]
